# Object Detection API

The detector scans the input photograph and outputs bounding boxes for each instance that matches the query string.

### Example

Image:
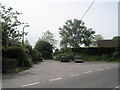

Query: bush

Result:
[2,58,17,73]
[100,54,110,61]
[32,49,43,63]
[72,47,116,56]
[55,51,75,61]
[35,40,53,59]
[24,44,33,58]
[53,49,59,56]
[2,47,32,67]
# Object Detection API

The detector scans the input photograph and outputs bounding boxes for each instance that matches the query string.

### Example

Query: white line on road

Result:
[50,79,56,81]
[115,85,120,88]
[56,77,62,80]
[71,74,79,77]
[84,71,92,73]
[112,85,120,90]
[50,77,62,81]
[22,82,39,87]
[97,68,104,71]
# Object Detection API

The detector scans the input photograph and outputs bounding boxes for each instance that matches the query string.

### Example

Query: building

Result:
[97,39,118,47]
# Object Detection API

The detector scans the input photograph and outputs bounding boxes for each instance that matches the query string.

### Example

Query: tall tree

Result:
[39,30,57,48]
[82,27,95,47]
[0,4,25,47]
[59,19,95,47]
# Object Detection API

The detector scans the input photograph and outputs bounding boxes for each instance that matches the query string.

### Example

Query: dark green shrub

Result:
[55,51,75,61]
[35,40,53,59]
[100,54,110,61]
[53,49,60,56]
[72,47,116,56]
[32,49,43,63]
[2,47,32,67]
[24,44,33,57]
[2,58,17,73]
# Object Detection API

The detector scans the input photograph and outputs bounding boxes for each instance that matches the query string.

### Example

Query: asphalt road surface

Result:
[2,60,119,89]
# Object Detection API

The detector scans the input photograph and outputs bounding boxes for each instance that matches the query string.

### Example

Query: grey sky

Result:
[1,0,119,48]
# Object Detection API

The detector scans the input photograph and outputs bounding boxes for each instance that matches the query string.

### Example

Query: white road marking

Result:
[75,74,79,75]
[71,75,76,77]
[56,77,62,80]
[97,68,104,71]
[50,79,56,81]
[112,85,120,90]
[71,74,79,77]
[84,71,92,73]
[22,82,39,87]
[115,85,120,88]
[50,77,62,81]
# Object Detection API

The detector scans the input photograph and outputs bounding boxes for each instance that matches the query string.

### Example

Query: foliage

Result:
[35,40,53,59]
[32,49,43,63]
[54,48,75,61]
[94,34,104,41]
[24,39,33,57]
[91,34,103,46]
[2,47,32,67]
[53,49,60,56]
[59,19,95,47]
[72,47,119,62]
[72,47,116,55]
[55,51,75,61]
[2,58,17,73]
[0,4,25,47]
[39,30,57,49]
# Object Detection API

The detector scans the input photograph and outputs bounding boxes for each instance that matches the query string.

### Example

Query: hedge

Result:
[72,47,117,55]
[2,58,17,73]
[2,47,32,67]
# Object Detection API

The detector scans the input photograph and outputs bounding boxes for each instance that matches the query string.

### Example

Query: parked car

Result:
[60,56,70,62]
[74,55,84,63]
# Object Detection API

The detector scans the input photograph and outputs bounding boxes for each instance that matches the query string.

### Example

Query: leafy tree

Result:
[35,40,53,59]
[0,4,25,47]
[91,34,103,46]
[31,49,43,63]
[59,19,95,47]
[24,39,33,57]
[82,28,95,47]
[40,30,57,48]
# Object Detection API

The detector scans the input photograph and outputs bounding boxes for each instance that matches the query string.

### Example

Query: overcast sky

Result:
[1,0,119,48]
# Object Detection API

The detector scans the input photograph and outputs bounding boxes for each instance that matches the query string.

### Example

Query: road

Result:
[2,60,119,89]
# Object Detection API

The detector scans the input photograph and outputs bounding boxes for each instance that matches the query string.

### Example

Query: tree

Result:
[94,34,103,41]
[59,19,95,47]
[82,28,95,47]
[0,4,25,47]
[91,34,103,46]
[34,40,53,59]
[40,30,57,48]
[24,39,33,57]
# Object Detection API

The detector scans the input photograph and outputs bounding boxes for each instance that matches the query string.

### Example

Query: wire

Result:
[80,0,95,20]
